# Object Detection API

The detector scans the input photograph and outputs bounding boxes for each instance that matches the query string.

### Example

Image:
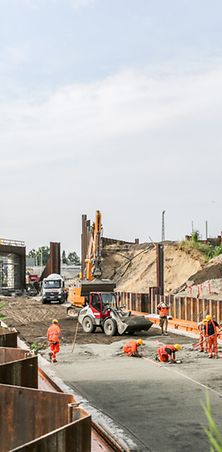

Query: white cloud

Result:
[1,66,222,170]
[1,66,222,250]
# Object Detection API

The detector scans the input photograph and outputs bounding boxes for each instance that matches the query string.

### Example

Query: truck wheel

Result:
[82,316,96,333]
[104,318,117,336]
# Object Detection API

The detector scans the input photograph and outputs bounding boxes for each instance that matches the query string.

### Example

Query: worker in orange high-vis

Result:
[123,338,144,357]
[157,344,181,363]
[205,315,220,359]
[157,301,169,335]
[198,319,207,352]
[47,319,62,363]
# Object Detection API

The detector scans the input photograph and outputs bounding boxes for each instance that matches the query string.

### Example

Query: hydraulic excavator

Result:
[67,210,152,336]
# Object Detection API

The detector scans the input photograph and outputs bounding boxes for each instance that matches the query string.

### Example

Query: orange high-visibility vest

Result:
[47,324,61,343]
[123,340,138,355]
[159,306,169,317]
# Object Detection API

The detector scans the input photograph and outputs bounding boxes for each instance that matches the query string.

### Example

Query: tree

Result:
[67,251,80,265]
[27,247,50,266]
[62,250,68,264]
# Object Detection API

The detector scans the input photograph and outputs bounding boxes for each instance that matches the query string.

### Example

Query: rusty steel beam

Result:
[0,348,38,388]
[0,327,17,347]
[81,214,87,278]
[0,383,91,452]
[156,243,164,296]
[40,242,61,281]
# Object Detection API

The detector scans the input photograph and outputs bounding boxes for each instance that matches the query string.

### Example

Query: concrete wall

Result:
[0,243,26,291]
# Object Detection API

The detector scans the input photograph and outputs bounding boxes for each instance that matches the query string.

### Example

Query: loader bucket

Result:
[116,315,153,335]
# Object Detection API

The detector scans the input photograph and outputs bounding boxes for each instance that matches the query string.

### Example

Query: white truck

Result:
[41,273,66,304]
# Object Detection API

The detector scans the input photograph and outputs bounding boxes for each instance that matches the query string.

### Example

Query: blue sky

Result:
[0,0,222,253]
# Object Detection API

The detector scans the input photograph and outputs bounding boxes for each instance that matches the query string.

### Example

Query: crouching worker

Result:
[123,338,144,357]
[47,319,62,363]
[157,343,181,363]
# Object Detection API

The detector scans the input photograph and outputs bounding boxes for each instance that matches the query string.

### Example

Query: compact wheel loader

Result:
[67,279,152,336]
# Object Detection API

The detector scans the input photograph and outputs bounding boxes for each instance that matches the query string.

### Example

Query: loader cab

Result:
[90,292,116,318]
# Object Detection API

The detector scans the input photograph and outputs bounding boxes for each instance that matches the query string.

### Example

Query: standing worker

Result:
[205,315,219,359]
[157,343,181,363]
[47,319,62,363]
[198,318,207,352]
[123,338,144,357]
[157,301,169,335]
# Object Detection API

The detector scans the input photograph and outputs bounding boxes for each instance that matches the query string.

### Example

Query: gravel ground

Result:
[0,295,165,349]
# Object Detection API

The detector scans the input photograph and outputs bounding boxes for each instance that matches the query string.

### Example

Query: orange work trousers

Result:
[49,341,60,362]
[199,332,207,352]
[208,335,218,358]
[157,349,169,362]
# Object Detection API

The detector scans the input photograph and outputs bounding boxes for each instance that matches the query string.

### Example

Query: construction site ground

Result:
[2,295,222,451]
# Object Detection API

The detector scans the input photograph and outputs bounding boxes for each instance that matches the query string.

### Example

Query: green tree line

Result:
[27,247,80,266]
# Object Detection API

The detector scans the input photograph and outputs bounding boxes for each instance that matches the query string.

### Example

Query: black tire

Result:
[82,316,96,333]
[103,318,117,336]
[42,300,47,304]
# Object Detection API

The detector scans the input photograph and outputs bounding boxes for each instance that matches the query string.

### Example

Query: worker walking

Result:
[47,319,62,363]
[123,338,144,357]
[157,301,169,335]
[157,343,181,363]
[205,315,219,359]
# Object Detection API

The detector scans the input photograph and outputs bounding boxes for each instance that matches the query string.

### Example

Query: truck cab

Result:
[42,273,65,304]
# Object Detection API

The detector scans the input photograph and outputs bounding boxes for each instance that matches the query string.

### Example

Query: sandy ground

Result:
[102,243,203,293]
[42,334,222,452]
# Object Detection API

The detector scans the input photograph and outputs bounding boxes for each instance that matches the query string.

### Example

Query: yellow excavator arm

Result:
[85,210,103,280]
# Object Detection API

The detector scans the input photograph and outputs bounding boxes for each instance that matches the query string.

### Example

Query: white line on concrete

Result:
[143,357,222,398]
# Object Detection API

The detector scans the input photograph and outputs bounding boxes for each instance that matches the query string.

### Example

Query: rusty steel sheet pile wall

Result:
[40,242,61,281]
[0,327,17,347]
[116,291,222,323]
[0,348,38,388]
[0,384,91,452]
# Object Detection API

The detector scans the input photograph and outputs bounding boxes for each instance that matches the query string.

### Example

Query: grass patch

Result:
[178,231,222,262]
[204,394,222,451]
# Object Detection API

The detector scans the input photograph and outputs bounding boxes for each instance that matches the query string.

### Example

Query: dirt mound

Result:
[101,242,204,294]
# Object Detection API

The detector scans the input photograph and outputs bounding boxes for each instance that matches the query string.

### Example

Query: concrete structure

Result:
[51,336,222,452]
[0,238,26,293]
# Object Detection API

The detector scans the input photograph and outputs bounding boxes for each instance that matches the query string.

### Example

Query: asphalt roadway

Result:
[50,332,222,452]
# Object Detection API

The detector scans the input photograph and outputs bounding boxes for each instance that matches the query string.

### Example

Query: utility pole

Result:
[205,221,208,241]
[161,210,166,242]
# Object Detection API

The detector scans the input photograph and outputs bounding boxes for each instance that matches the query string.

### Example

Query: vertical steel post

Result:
[156,243,164,296]
[81,215,87,278]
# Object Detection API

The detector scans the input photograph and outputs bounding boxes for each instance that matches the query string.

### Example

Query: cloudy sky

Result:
[0,0,222,254]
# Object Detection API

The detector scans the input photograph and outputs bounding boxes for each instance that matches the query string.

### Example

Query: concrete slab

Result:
[42,335,222,452]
